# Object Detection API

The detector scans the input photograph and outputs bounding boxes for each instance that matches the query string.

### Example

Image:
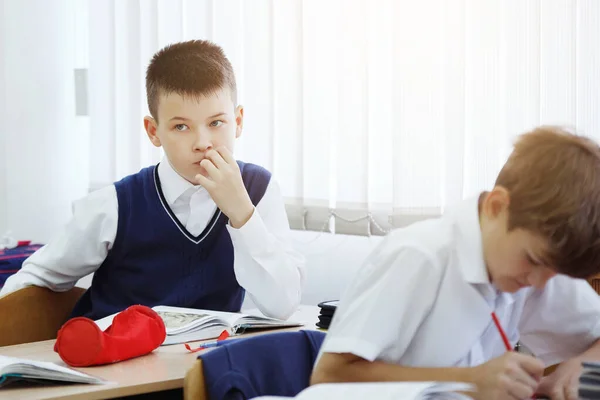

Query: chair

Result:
[184,358,209,400]
[0,286,86,346]
[184,330,326,400]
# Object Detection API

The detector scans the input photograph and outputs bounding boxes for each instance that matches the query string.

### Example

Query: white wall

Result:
[0,1,7,235]
[0,0,88,242]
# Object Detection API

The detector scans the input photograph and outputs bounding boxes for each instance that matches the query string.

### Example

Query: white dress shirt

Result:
[318,196,600,367]
[1,160,306,320]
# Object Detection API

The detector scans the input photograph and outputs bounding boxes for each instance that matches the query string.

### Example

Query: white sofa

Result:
[243,231,382,309]
[76,231,382,310]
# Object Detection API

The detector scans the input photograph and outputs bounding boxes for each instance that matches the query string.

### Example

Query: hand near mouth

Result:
[195,147,255,229]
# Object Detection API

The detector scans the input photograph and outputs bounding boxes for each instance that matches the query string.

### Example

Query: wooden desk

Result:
[0,305,320,400]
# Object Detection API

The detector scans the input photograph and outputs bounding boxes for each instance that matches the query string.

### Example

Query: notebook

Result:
[579,361,600,399]
[95,305,304,346]
[0,355,105,388]
[253,382,474,400]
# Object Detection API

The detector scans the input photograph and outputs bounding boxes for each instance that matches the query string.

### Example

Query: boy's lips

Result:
[193,160,208,175]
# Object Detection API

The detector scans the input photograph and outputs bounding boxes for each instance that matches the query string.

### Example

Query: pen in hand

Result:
[491,312,548,400]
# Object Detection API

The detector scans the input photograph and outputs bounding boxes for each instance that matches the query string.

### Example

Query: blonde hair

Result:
[496,126,600,278]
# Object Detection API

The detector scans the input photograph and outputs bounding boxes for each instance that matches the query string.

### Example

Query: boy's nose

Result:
[193,132,212,152]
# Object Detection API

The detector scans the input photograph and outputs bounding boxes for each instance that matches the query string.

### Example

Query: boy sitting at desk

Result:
[312,127,600,400]
[0,40,305,322]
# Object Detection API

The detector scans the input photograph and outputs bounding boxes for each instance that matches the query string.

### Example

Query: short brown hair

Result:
[496,126,600,279]
[145,40,237,120]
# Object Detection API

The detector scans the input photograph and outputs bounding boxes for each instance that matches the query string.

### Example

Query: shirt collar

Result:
[447,195,490,285]
[447,195,517,305]
[157,158,201,207]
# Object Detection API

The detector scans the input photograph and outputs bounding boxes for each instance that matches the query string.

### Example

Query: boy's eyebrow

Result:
[206,112,227,119]
[169,116,191,122]
[168,113,228,122]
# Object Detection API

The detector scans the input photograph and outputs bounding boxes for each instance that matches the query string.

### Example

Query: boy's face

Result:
[480,189,558,293]
[143,88,243,184]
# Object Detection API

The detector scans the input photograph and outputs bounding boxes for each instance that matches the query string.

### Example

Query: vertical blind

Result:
[84,0,600,236]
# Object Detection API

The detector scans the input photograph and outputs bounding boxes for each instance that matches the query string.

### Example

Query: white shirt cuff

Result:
[226,208,272,254]
[320,336,382,362]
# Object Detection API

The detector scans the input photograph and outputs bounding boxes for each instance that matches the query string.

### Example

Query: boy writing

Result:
[1,40,305,321]
[312,127,600,400]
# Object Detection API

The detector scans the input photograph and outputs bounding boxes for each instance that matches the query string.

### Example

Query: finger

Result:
[215,146,237,166]
[200,158,220,179]
[566,377,579,400]
[552,388,566,400]
[542,383,566,400]
[195,173,215,189]
[506,378,536,400]
[205,149,228,170]
[534,377,558,400]
[514,353,545,380]
[535,385,550,398]
[510,368,539,392]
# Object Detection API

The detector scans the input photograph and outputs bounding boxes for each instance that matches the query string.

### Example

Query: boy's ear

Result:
[235,105,244,139]
[484,186,510,220]
[144,116,161,147]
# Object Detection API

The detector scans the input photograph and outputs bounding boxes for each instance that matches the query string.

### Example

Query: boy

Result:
[312,127,600,400]
[1,40,305,321]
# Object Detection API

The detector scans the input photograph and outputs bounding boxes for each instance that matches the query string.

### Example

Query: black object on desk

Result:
[316,300,338,329]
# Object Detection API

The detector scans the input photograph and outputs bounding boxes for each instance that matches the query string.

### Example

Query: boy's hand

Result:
[469,352,544,400]
[195,147,254,228]
[535,358,581,400]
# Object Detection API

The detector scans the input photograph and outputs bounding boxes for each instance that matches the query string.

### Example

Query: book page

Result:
[288,382,473,400]
[93,305,292,339]
[236,308,305,329]
[0,356,101,380]
[239,308,286,322]
[155,310,215,333]
[93,306,237,335]
[296,382,430,400]
[152,305,243,332]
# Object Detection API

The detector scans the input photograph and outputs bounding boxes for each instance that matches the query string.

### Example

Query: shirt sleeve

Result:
[226,178,306,320]
[0,185,118,296]
[518,275,600,366]
[319,238,443,362]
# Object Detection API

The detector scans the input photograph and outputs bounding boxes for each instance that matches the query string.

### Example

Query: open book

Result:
[580,361,600,399]
[253,382,474,400]
[0,355,105,388]
[95,305,304,346]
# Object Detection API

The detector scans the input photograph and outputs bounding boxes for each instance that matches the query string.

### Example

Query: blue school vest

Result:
[70,161,271,320]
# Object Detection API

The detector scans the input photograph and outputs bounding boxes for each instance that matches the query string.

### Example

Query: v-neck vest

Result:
[70,161,271,320]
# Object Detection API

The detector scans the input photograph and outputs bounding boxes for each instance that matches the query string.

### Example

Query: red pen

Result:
[183,330,230,353]
[492,312,547,399]
[491,311,512,351]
